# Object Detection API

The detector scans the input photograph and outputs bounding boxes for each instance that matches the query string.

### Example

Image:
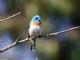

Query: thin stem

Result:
[0,12,21,22]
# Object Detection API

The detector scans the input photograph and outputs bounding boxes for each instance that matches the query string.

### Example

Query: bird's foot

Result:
[38,35,42,38]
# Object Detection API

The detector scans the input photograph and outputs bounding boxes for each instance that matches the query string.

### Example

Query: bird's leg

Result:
[38,35,42,38]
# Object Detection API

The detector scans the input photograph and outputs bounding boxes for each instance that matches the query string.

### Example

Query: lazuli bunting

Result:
[28,15,42,52]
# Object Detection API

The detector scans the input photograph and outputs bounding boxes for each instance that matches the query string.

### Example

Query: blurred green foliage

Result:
[0,0,80,60]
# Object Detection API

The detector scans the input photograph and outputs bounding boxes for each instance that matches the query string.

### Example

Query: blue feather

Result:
[32,15,40,22]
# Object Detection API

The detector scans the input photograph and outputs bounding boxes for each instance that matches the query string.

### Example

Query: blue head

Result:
[32,15,40,22]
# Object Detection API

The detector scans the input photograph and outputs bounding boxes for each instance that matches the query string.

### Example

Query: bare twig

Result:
[0,36,20,52]
[0,26,79,52]
[18,38,29,43]
[46,26,80,36]
[0,12,21,22]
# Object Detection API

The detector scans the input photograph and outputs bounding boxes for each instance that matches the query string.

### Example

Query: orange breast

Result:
[31,22,41,26]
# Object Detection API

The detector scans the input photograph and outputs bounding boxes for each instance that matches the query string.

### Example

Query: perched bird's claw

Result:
[38,35,42,38]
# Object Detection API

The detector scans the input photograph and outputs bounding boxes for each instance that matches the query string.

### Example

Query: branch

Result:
[46,26,80,36]
[0,26,79,52]
[18,38,29,43]
[18,26,80,43]
[0,36,20,52]
[0,12,21,22]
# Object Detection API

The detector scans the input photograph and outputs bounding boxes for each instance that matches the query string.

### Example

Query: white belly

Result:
[29,25,42,38]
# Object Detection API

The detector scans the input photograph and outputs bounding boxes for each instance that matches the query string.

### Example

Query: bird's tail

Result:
[30,38,36,52]
[28,32,36,52]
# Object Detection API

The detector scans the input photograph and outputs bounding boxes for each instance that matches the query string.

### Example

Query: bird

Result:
[28,15,42,52]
